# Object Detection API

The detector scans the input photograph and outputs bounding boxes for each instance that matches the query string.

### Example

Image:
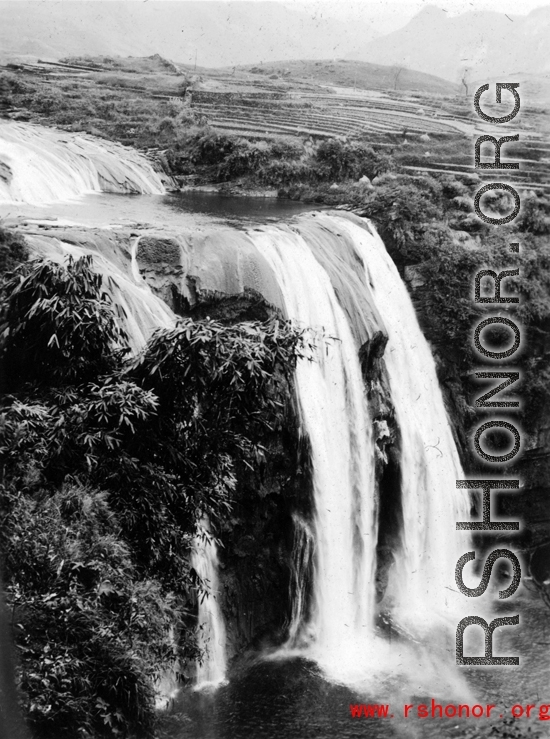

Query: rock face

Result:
[135,228,284,317]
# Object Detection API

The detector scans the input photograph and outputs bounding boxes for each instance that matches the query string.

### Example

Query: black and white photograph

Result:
[0,0,549,737]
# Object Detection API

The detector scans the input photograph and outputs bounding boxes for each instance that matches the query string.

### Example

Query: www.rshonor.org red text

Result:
[350,700,550,720]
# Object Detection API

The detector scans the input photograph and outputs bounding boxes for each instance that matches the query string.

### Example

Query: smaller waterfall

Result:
[192,520,228,689]
[287,514,314,645]
[0,121,165,205]
[49,240,175,351]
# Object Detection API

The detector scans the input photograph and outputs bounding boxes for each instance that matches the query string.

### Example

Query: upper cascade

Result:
[0,121,165,205]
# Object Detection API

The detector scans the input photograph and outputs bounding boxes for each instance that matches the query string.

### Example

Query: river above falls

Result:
[0,190,322,231]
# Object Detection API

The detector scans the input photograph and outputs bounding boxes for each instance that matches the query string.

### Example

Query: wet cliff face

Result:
[131,212,405,651]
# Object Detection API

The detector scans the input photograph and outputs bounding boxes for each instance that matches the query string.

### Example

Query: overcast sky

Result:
[285,0,548,20]
[19,0,548,13]
[8,0,547,43]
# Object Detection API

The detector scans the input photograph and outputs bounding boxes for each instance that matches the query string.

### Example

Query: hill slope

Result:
[238,59,456,94]
[357,4,550,83]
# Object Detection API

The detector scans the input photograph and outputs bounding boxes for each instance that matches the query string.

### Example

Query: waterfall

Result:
[91,212,473,693]
[192,520,228,689]
[0,121,165,205]
[251,215,472,696]
[333,216,472,632]
[253,227,378,678]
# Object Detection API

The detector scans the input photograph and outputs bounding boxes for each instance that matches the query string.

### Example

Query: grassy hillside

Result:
[242,59,457,95]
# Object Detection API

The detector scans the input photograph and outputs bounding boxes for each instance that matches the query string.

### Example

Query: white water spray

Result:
[0,121,165,205]
[287,514,314,646]
[54,240,175,352]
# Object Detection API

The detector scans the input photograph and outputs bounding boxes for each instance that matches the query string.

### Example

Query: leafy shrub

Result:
[188,131,236,166]
[258,159,315,187]
[0,72,28,108]
[2,255,127,390]
[450,195,474,212]
[357,174,444,262]
[315,139,394,181]
[3,485,179,739]
[217,141,271,181]
[439,174,470,199]
[34,91,69,116]
[0,254,311,736]
[0,226,28,274]
[269,138,303,160]
[517,194,550,235]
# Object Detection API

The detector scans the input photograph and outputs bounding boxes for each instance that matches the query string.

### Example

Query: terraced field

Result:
[195,97,462,138]
[3,56,548,192]
[189,80,549,190]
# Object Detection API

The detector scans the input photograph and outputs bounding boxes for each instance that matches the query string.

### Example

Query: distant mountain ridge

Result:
[0,1,381,68]
[356,4,550,83]
[1,1,546,87]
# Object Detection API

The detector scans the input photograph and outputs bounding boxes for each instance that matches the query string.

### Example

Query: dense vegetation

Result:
[0,250,309,737]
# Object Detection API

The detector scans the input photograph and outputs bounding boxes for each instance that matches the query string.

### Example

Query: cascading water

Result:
[286,514,314,646]
[106,248,228,689]
[252,216,472,697]
[253,228,378,679]
[54,239,175,352]
[333,217,472,632]
[0,121,165,205]
[192,520,228,690]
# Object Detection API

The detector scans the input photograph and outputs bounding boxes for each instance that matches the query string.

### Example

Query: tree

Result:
[1,255,127,391]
